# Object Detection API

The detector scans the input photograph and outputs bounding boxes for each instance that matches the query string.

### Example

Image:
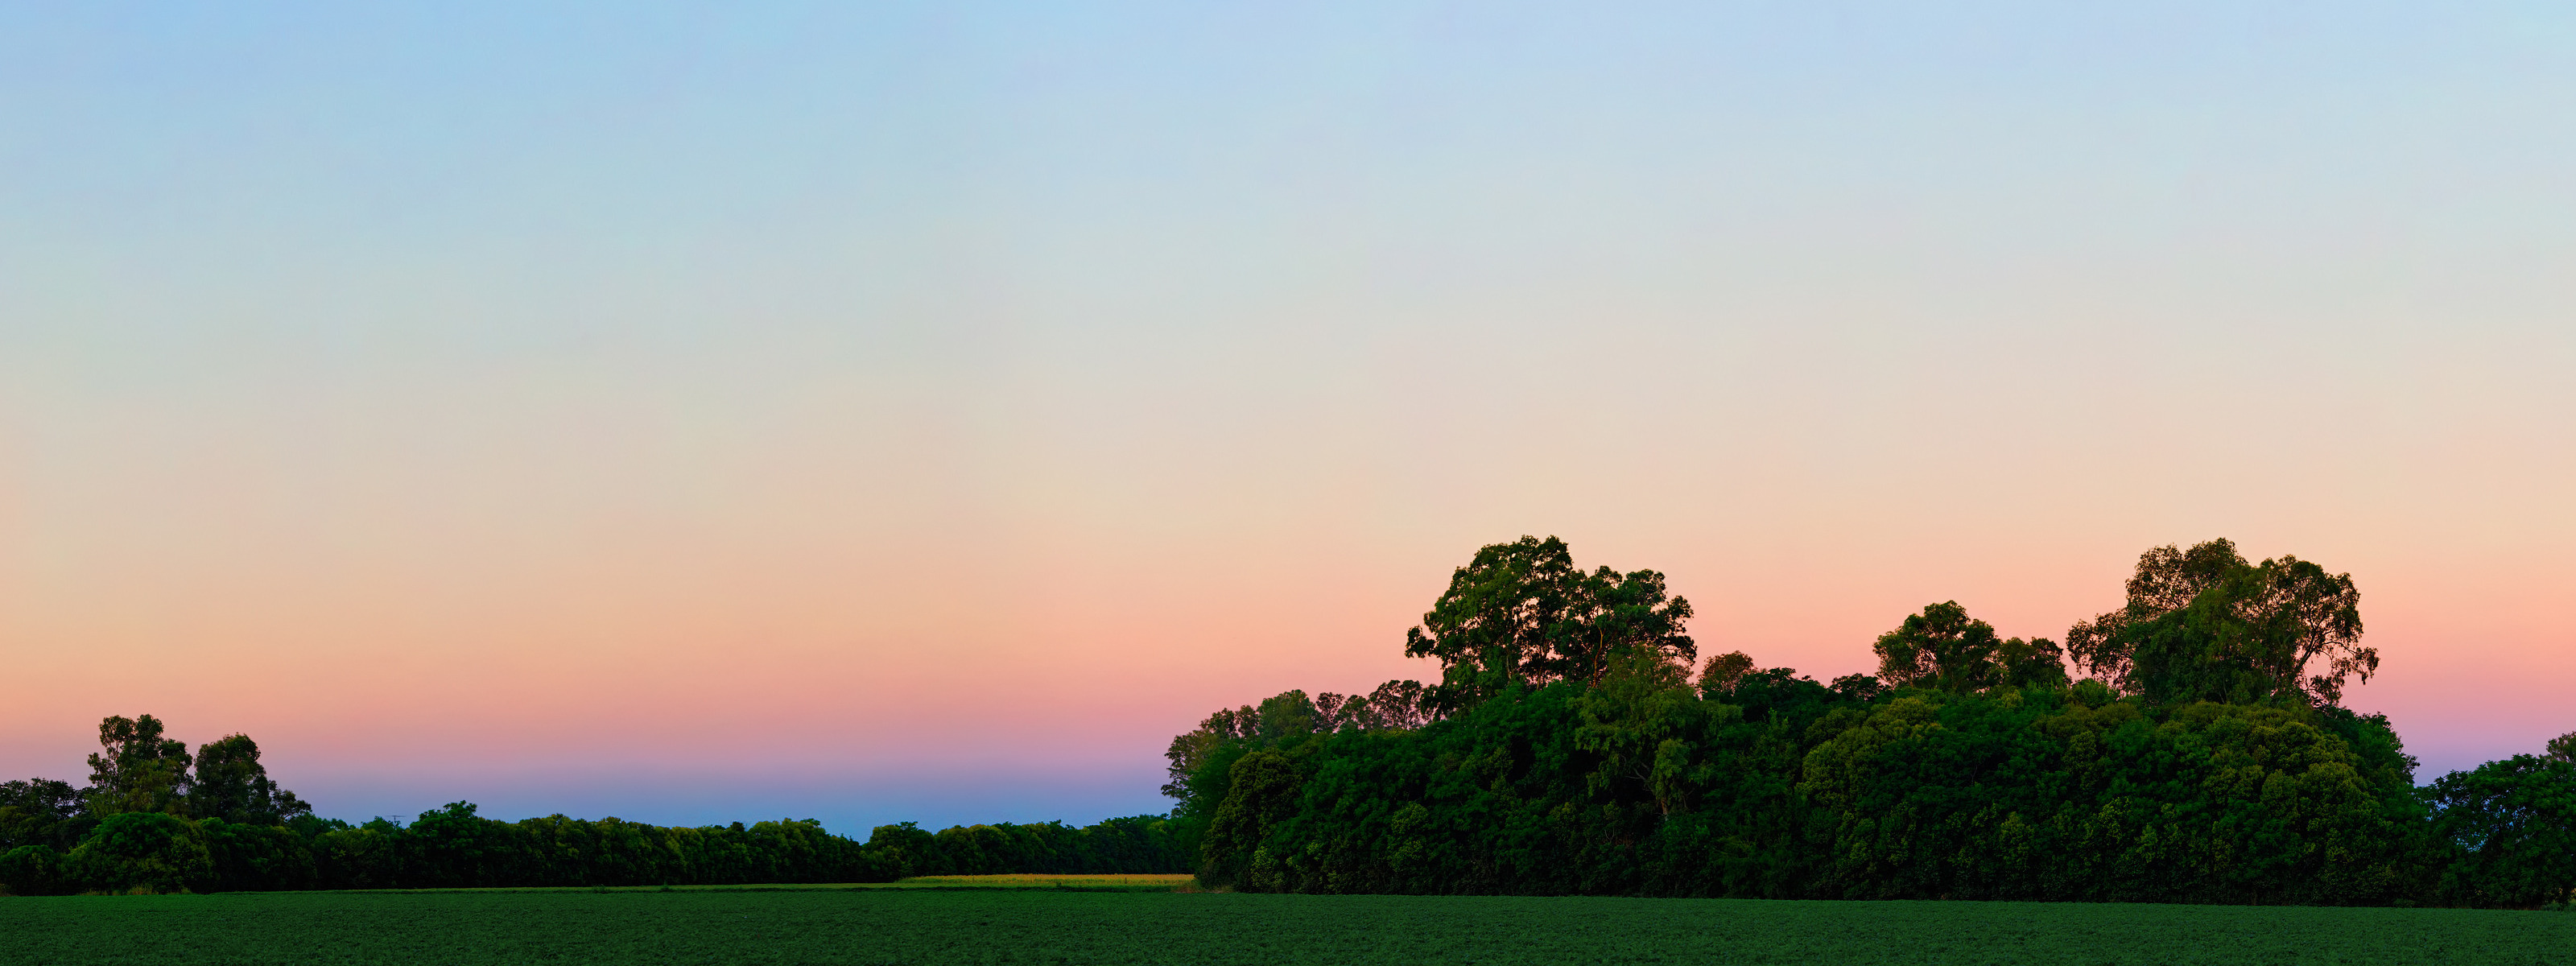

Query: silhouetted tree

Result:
[1870,602,2065,693]
[2065,539,2246,684]
[2431,753,2576,907]
[1874,602,2004,691]
[190,734,312,826]
[1993,635,2070,688]
[1350,679,1430,730]
[0,779,86,854]
[1406,536,1694,712]
[85,715,192,817]
[1698,651,1755,693]
[2066,539,2372,705]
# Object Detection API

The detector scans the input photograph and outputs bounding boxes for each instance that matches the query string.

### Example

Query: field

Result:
[3,886,2570,965]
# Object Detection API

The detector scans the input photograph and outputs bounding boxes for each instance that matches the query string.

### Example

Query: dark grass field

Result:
[3,888,2570,965]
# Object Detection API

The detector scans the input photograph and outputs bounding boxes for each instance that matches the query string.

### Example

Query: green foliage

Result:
[0,797,1189,895]
[65,811,214,894]
[0,844,69,896]
[1404,536,1695,712]
[1175,677,2434,902]
[1994,634,2072,689]
[198,819,316,892]
[270,805,1186,890]
[1158,535,2576,906]
[2430,754,2576,908]
[0,778,89,854]
[1696,650,1756,692]
[84,715,193,818]
[1162,681,1430,827]
[1871,601,2066,692]
[2066,539,2374,706]
[1202,751,1302,890]
[860,822,937,879]
[1798,695,2425,904]
[188,734,312,826]
[1575,653,1725,817]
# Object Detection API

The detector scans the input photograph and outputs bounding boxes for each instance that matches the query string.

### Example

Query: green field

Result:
[2,889,2568,965]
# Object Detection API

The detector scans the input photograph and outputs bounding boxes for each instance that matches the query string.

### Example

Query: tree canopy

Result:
[2065,539,2375,705]
[85,715,193,818]
[1871,601,2067,692]
[1157,535,2570,908]
[1403,535,1695,713]
[191,735,312,827]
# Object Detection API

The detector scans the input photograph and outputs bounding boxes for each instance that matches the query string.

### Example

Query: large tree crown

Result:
[1404,535,1695,712]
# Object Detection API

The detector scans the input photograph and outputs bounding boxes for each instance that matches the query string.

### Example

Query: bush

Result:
[2432,755,2576,908]
[1181,679,2437,903]
[65,811,213,894]
[200,819,317,892]
[0,844,69,896]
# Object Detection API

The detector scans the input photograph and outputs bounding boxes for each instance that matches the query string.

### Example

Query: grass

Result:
[317,874,1198,894]
[2,890,2569,965]
[865,873,1195,890]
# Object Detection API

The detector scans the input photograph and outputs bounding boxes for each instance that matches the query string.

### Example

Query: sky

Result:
[2,2,2572,835]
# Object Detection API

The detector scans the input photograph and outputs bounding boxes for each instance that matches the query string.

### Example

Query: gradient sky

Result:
[3,2,2572,835]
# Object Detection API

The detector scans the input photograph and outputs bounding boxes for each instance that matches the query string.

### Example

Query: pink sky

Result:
[4,331,2567,830]
[4,4,2573,832]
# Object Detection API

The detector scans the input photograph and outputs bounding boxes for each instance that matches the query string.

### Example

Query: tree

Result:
[1334,679,1430,732]
[1575,652,1717,815]
[199,819,317,892]
[1405,536,1695,712]
[2065,539,2246,684]
[860,822,939,879]
[0,778,86,852]
[2547,732,2574,764]
[1829,673,1885,703]
[1162,724,1233,803]
[2430,755,2576,908]
[1555,565,1696,686]
[0,844,68,895]
[1870,602,2060,692]
[189,734,312,826]
[1405,536,1581,708]
[2065,540,2374,705]
[1993,635,2070,689]
[1873,602,2001,691]
[65,811,213,894]
[1698,651,1756,693]
[1313,681,1430,733]
[85,715,193,817]
[1201,750,1302,890]
[1164,688,1381,807]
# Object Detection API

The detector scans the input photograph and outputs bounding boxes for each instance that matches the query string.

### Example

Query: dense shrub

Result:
[0,844,70,896]
[200,819,317,892]
[0,803,1187,895]
[1183,678,2467,904]
[268,807,1186,890]
[2431,755,2576,908]
[65,811,214,894]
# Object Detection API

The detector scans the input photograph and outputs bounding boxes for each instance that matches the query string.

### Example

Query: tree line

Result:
[0,716,1189,895]
[10,535,2571,905]
[1162,536,2576,907]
